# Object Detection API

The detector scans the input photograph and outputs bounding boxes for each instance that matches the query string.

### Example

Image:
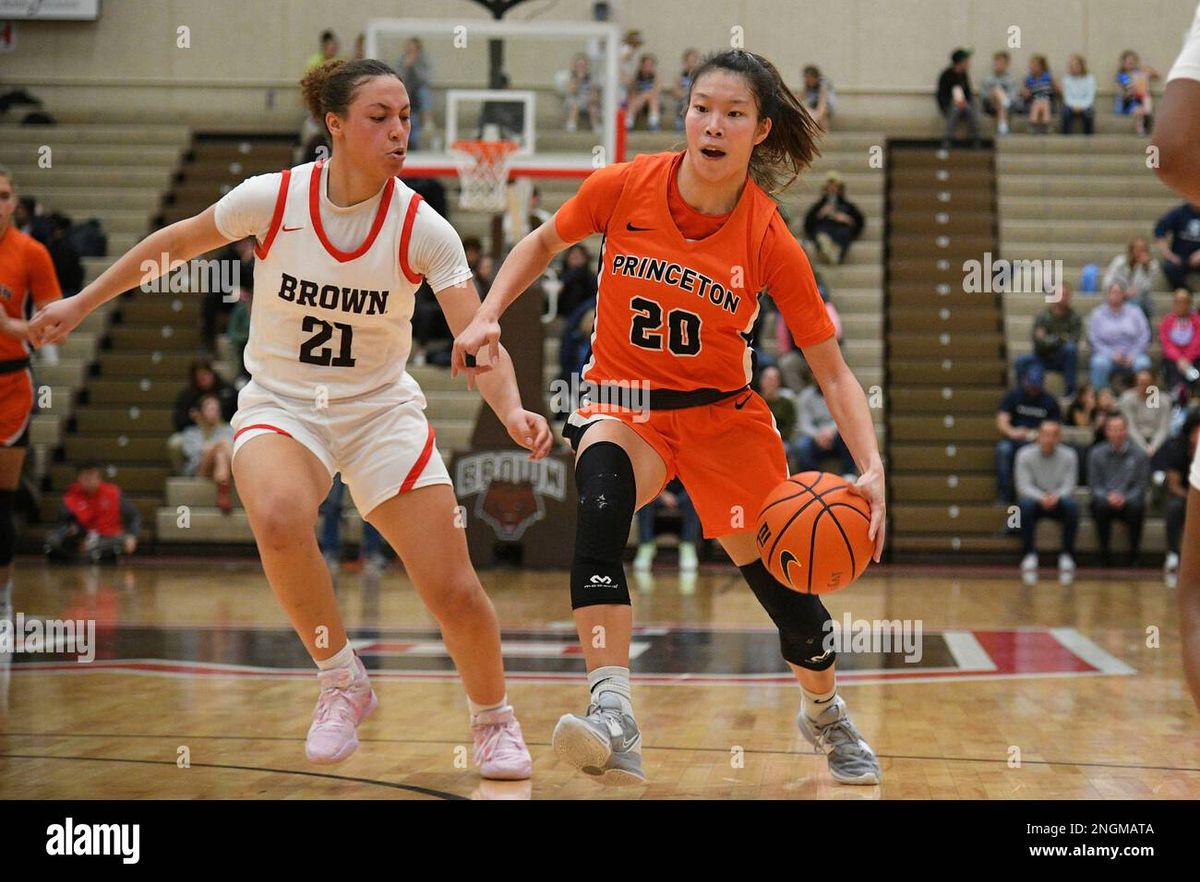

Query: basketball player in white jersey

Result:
[27,58,553,776]
[1153,1,1200,709]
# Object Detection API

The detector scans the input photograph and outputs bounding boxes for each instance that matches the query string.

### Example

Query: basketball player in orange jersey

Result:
[454,50,885,785]
[1153,0,1200,709]
[27,59,552,777]
[0,165,63,620]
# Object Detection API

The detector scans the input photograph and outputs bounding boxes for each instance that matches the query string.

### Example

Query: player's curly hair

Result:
[687,49,822,194]
[300,58,402,136]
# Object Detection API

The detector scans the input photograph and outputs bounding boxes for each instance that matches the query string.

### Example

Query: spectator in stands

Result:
[1104,236,1161,320]
[801,64,835,130]
[306,29,339,72]
[1163,407,1200,581]
[618,29,644,92]
[179,393,234,514]
[319,473,388,576]
[555,244,596,320]
[171,356,237,433]
[226,284,252,383]
[1119,368,1173,464]
[411,281,453,367]
[757,364,798,458]
[1154,200,1200,290]
[1065,382,1097,427]
[937,48,981,148]
[1061,53,1096,134]
[43,461,140,563]
[802,171,864,265]
[564,53,600,132]
[1014,420,1078,578]
[1020,54,1056,134]
[671,49,701,131]
[980,50,1021,136]
[1087,282,1152,391]
[775,281,841,389]
[995,363,1062,503]
[1161,288,1200,402]
[463,236,483,273]
[397,38,434,151]
[1015,283,1081,395]
[47,213,83,297]
[1115,50,1159,136]
[1091,388,1120,446]
[632,478,701,573]
[1088,411,1150,566]
[300,31,340,160]
[15,195,52,245]
[204,237,253,353]
[555,296,596,420]
[794,381,856,478]
[626,54,662,131]
[502,186,552,247]
[475,254,497,297]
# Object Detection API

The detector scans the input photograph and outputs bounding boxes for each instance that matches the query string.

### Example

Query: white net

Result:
[450,139,519,213]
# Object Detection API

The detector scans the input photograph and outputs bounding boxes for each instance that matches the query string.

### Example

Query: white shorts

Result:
[230,374,452,518]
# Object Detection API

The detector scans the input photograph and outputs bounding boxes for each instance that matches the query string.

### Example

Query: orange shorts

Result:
[564,389,789,538]
[0,367,34,447]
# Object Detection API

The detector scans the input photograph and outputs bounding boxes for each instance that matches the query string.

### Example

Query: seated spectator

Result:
[995,363,1062,502]
[1163,407,1200,581]
[671,49,701,131]
[474,254,497,297]
[300,31,339,160]
[794,382,856,477]
[47,213,83,297]
[397,38,434,150]
[564,53,600,132]
[775,283,841,389]
[1115,50,1159,135]
[1087,283,1152,392]
[226,284,252,383]
[626,53,662,131]
[1065,382,1097,429]
[43,461,140,563]
[15,195,52,245]
[803,172,864,265]
[1015,283,1081,395]
[1154,200,1200,290]
[1088,412,1150,566]
[1014,420,1078,577]
[1160,288,1200,402]
[1061,53,1096,134]
[1118,368,1173,464]
[555,244,597,320]
[937,48,981,148]
[1020,54,1056,134]
[633,478,700,573]
[319,473,388,576]
[801,64,836,130]
[555,297,596,419]
[178,393,235,513]
[204,238,254,353]
[618,29,644,93]
[757,365,798,452]
[980,50,1022,136]
[1091,388,1120,445]
[167,356,238,472]
[1103,236,1161,321]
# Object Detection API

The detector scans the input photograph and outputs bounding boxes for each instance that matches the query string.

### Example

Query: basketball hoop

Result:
[450,139,519,213]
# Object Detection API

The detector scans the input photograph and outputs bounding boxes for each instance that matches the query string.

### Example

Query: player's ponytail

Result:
[688,49,822,194]
[300,58,401,135]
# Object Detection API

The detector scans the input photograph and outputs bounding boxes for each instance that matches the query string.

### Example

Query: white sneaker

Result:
[1020,552,1038,572]
[678,542,699,573]
[1058,553,1076,574]
[1165,551,1180,575]
[632,543,656,572]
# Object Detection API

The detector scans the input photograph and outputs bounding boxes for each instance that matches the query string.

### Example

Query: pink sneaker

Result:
[305,655,378,764]
[471,705,533,780]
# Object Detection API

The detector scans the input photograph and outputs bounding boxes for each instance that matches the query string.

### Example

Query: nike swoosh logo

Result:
[281,225,303,232]
[626,222,654,232]
[734,394,752,409]
[780,550,802,588]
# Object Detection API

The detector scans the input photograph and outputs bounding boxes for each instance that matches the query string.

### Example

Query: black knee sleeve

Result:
[570,442,636,609]
[0,490,14,566]
[740,559,835,670]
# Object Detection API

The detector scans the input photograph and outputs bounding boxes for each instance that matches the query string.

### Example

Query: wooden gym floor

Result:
[1,555,1197,800]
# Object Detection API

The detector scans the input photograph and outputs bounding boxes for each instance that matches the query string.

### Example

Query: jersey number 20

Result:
[629,296,701,356]
[299,315,357,367]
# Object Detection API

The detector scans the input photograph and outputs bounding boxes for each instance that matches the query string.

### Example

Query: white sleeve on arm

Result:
[410,202,474,292]
[1168,2,1200,82]
[212,172,284,241]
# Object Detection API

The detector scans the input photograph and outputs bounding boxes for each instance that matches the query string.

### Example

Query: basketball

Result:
[755,471,873,595]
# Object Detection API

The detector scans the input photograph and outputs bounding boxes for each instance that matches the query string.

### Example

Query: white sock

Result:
[468,693,509,720]
[315,642,356,672]
[801,684,838,721]
[588,665,633,716]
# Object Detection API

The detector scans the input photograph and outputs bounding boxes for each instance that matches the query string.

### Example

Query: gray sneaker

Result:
[552,692,646,785]
[797,696,881,785]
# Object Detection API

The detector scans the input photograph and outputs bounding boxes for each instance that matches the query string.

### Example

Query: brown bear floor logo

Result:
[477,480,545,541]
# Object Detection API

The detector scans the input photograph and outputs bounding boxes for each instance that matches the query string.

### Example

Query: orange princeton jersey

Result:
[0,225,61,361]
[554,150,834,393]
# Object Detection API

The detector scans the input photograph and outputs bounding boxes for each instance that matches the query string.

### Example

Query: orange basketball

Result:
[755,471,873,594]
